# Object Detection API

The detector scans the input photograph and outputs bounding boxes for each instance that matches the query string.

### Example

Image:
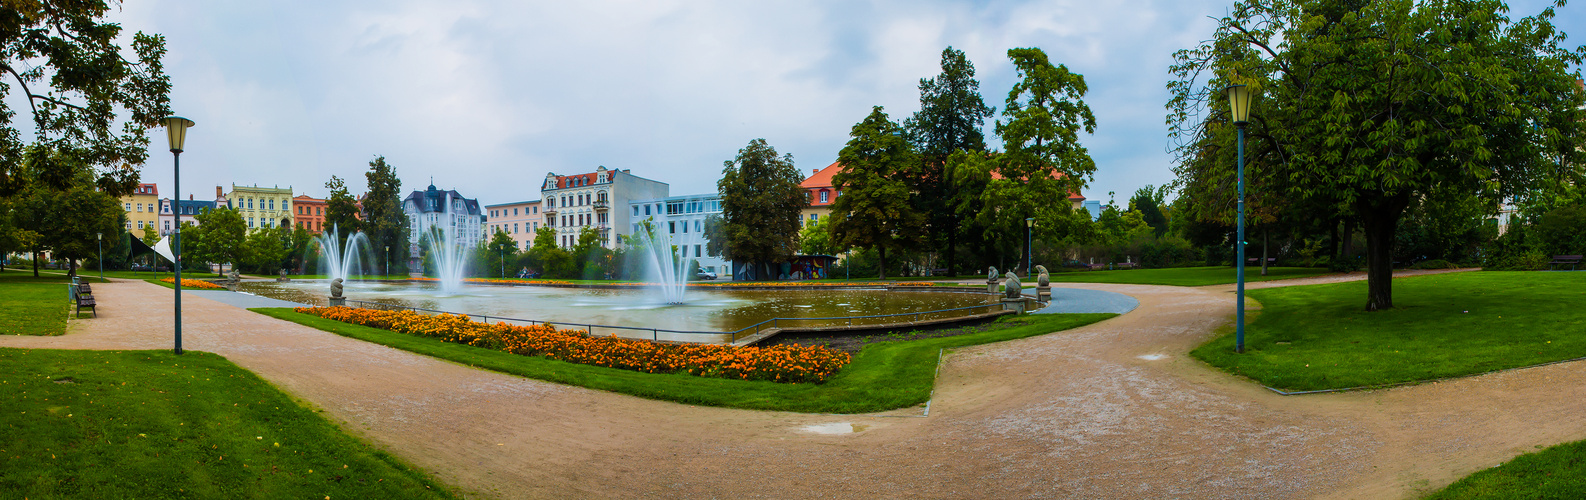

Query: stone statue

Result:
[225,269,240,291]
[278,269,289,282]
[1035,265,1050,287]
[330,278,344,298]
[1034,265,1052,301]
[1004,271,1022,299]
[987,267,999,282]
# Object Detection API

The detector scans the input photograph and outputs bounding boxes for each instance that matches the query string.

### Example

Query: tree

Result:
[242,224,290,274]
[710,139,806,279]
[12,186,122,278]
[481,229,518,278]
[830,106,925,279]
[1127,186,1170,238]
[906,47,996,276]
[951,47,1097,271]
[140,224,160,245]
[799,216,840,256]
[324,175,361,235]
[0,2,171,200]
[189,207,246,275]
[1168,0,1586,310]
[523,226,572,278]
[362,156,407,274]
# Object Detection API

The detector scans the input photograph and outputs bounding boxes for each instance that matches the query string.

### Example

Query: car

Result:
[695,271,717,280]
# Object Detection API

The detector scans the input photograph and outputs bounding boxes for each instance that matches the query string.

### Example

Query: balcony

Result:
[592,200,609,211]
[542,206,558,215]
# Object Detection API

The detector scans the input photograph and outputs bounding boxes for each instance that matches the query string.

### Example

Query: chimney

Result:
[189,194,193,200]
[215,186,222,197]
[813,168,818,174]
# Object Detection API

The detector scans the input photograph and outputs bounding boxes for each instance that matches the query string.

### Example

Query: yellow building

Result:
[119,183,160,234]
[226,184,294,232]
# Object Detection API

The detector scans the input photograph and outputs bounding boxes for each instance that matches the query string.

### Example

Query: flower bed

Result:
[411,277,573,285]
[293,306,851,383]
[160,278,224,289]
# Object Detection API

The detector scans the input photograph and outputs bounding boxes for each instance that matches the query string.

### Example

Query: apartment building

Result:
[484,200,542,250]
[540,166,667,249]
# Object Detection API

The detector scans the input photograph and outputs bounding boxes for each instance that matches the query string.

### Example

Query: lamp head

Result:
[162,116,196,153]
[1026,217,1034,228]
[1224,84,1253,125]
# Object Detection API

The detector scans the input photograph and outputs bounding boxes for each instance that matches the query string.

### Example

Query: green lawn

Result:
[1042,266,1332,286]
[1192,271,1586,392]
[254,308,1114,413]
[0,348,452,498]
[0,272,81,334]
[1429,439,1586,499]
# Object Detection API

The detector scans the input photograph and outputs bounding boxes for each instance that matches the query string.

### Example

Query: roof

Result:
[990,170,1085,200]
[484,200,541,208]
[404,184,481,215]
[293,195,326,203]
[800,161,842,189]
[131,183,158,196]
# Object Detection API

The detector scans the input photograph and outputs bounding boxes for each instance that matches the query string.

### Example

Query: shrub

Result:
[1410,259,1455,270]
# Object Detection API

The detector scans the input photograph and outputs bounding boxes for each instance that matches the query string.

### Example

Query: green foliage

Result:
[1127,186,1170,237]
[1534,205,1586,257]
[475,229,519,278]
[1429,437,1586,499]
[323,175,361,235]
[362,156,408,273]
[905,47,995,276]
[1168,0,1586,310]
[1044,265,1326,286]
[798,216,840,256]
[1192,272,1586,391]
[711,139,806,275]
[257,308,1112,414]
[830,106,924,279]
[241,224,291,274]
[0,348,453,498]
[0,2,171,199]
[188,207,246,274]
[519,226,571,278]
[10,184,123,277]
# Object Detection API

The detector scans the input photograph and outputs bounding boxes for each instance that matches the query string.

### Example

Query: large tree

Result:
[0,2,170,199]
[323,175,361,235]
[362,155,407,274]
[188,206,246,275]
[951,47,1097,272]
[12,185,121,278]
[906,47,995,275]
[708,138,806,279]
[830,106,925,279]
[1168,0,1586,310]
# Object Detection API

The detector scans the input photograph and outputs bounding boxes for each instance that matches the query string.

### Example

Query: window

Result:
[810,213,818,221]
[533,222,538,230]
[644,205,651,216]
[248,217,255,227]
[125,202,131,210]
[138,221,144,229]
[681,220,688,233]
[164,221,170,230]
[317,207,322,216]
[513,223,518,233]
[820,191,829,203]
[694,220,701,232]
[695,245,702,258]
[669,221,676,234]
[533,206,538,214]
[136,203,143,212]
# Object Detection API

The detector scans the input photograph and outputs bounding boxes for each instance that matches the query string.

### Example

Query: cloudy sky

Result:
[98,0,1585,207]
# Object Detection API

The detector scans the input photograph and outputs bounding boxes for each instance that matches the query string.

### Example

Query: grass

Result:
[1041,266,1332,286]
[0,272,82,334]
[253,308,1114,413]
[1428,439,1586,499]
[0,348,453,498]
[1192,271,1586,392]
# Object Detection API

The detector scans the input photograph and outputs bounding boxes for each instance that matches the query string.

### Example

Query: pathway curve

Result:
[3,270,1581,499]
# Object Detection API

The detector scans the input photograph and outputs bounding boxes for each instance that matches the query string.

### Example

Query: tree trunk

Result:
[32,250,39,277]
[1341,219,1354,261]
[878,246,888,280]
[68,258,76,280]
[1361,194,1410,311]
[1261,231,1269,276]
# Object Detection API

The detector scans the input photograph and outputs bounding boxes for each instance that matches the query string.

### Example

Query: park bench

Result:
[1551,255,1582,271]
[74,285,96,318]
[1246,257,1277,265]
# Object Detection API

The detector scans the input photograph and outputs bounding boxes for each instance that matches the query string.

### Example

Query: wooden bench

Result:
[1246,257,1277,265]
[1551,255,1582,271]
[75,293,96,318]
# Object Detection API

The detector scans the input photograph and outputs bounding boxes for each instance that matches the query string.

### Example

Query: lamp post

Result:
[1226,83,1253,353]
[163,116,195,355]
[96,232,103,281]
[1025,218,1034,276]
[385,245,389,278]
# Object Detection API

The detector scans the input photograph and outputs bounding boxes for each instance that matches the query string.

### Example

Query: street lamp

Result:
[96,232,103,281]
[1226,83,1253,353]
[163,116,194,355]
[1025,217,1034,277]
[385,245,389,278]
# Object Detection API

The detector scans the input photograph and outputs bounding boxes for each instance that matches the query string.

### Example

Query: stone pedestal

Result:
[1001,297,1027,314]
[1037,285,1051,301]
[987,281,1000,294]
[328,296,346,307]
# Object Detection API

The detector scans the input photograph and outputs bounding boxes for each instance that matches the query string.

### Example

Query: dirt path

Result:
[3,272,1580,499]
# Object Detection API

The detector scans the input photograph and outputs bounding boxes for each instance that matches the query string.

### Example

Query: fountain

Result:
[630,225,689,304]
[312,224,372,284]
[421,204,471,295]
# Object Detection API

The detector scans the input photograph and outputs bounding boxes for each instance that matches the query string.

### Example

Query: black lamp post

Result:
[163,116,194,355]
[96,232,103,281]
[1025,217,1034,277]
[1226,83,1253,353]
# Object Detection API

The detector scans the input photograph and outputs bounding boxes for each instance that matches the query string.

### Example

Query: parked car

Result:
[131,264,153,272]
[695,271,717,280]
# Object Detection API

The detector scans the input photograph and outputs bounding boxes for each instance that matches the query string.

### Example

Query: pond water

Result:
[240,280,1000,342]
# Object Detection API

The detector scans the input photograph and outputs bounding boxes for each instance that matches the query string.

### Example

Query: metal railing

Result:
[327,297,1012,345]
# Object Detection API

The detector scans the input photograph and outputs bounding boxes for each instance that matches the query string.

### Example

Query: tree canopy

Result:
[1168,0,1586,310]
[323,175,361,235]
[708,138,806,278]
[906,46,995,276]
[362,156,406,273]
[830,106,925,279]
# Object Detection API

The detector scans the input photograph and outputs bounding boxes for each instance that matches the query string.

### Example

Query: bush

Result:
[1410,259,1455,270]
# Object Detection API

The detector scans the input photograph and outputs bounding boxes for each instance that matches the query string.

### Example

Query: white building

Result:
[403,183,484,248]
[541,166,667,249]
[629,193,731,278]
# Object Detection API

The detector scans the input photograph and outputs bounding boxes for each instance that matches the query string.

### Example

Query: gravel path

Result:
[4,269,1581,499]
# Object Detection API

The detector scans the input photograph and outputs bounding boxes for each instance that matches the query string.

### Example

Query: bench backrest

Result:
[1555,255,1583,260]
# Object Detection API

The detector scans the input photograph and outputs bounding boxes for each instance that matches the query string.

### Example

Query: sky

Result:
[72,0,1586,206]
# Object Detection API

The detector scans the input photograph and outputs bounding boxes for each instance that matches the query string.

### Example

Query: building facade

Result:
[119,183,160,234]
[628,193,730,278]
[292,195,328,234]
[484,200,542,250]
[227,185,294,232]
[156,197,219,236]
[541,166,668,249]
[403,183,484,248]
[800,162,842,227]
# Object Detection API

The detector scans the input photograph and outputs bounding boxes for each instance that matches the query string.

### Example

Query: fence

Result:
[334,298,1013,345]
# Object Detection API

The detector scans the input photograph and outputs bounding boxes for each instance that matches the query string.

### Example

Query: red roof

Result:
[133,183,157,196]
[553,172,600,189]
[990,170,1085,200]
[801,162,842,189]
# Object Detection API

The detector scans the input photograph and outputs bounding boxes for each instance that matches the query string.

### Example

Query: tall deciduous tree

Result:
[12,185,122,278]
[0,2,170,199]
[362,156,407,273]
[830,106,925,279]
[189,206,246,275]
[1168,0,1586,310]
[907,47,995,275]
[323,175,361,235]
[709,138,806,279]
